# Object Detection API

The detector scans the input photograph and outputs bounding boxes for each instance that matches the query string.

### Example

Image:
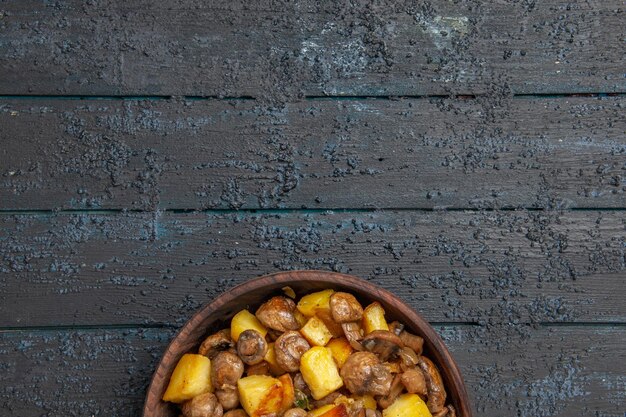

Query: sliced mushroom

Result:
[255,296,301,332]
[330,292,364,323]
[181,392,224,417]
[212,351,244,389]
[284,408,308,417]
[341,322,364,351]
[399,331,423,356]
[311,391,342,409]
[418,356,446,414]
[388,321,404,336]
[377,374,404,409]
[274,331,311,372]
[215,386,239,410]
[223,410,247,417]
[340,352,393,396]
[199,329,234,359]
[398,346,419,371]
[236,329,268,365]
[246,361,270,376]
[400,368,427,396]
[361,331,403,362]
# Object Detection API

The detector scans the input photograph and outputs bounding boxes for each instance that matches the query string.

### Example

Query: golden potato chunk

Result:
[264,343,285,376]
[355,395,377,410]
[297,289,334,317]
[231,309,268,342]
[309,404,337,417]
[325,338,353,368]
[300,316,333,346]
[300,346,344,400]
[278,373,295,411]
[237,375,283,417]
[162,353,213,403]
[382,394,432,417]
[316,404,349,417]
[362,302,389,334]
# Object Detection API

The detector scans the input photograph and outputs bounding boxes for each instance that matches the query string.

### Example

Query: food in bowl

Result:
[161,288,456,417]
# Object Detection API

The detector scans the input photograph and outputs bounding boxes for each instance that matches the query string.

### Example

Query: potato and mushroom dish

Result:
[162,289,456,417]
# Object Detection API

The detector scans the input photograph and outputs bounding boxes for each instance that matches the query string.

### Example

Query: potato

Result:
[382,394,432,417]
[325,338,353,368]
[362,302,389,334]
[316,404,349,417]
[264,343,285,376]
[309,404,337,417]
[231,309,268,342]
[278,373,295,411]
[294,309,308,328]
[355,395,377,410]
[314,309,345,338]
[297,289,334,317]
[300,346,344,400]
[162,354,213,403]
[237,375,283,417]
[300,316,333,346]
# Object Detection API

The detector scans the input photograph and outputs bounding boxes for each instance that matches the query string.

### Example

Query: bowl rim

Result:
[143,270,472,417]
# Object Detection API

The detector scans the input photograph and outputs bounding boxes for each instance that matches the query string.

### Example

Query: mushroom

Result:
[293,372,312,397]
[199,329,234,359]
[330,292,364,323]
[399,331,423,356]
[284,409,308,417]
[340,352,393,396]
[400,368,427,396]
[418,356,446,414]
[341,322,363,351]
[236,329,268,365]
[388,321,404,336]
[432,406,455,417]
[398,346,419,371]
[215,386,239,410]
[212,351,244,389]
[246,361,270,376]
[223,410,247,417]
[377,374,404,409]
[274,331,311,372]
[365,409,381,417]
[255,296,300,332]
[361,330,403,362]
[311,391,342,408]
[181,392,223,417]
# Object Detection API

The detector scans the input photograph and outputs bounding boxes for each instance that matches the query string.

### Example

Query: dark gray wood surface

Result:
[2,96,625,210]
[0,0,624,416]
[1,0,624,96]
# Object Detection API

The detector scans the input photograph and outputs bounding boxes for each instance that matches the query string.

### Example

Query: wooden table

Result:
[1,1,624,416]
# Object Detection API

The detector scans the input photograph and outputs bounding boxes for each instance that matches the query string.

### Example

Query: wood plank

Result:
[1,96,625,210]
[0,210,623,327]
[0,326,623,416]
[1,0,624,96]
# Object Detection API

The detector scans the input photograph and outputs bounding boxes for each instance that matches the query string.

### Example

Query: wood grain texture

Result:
[2,96,625,210]
[0,0,624,97]
[1,210,623,327]
[1,326,624,417]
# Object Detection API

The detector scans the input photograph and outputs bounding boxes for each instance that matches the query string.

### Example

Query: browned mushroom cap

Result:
[398,346,419,371]
[255,296,301,332]
[400,367,427,396]
[293,372,312,398]
[199,329,234,359]
[418,356,446,414]
[236,329,268,365]
[361,330,403,362]
[212,351,244,389]
[223,409,247,417]
[283,408,308,417]
[330,292,364,323]
[311,391,343,409]
[341,322,364,351]
[215,386,239,410]
[340,352,393,396]
[377,374,404,409]
[399,331,424,356]
[181,392,224,417]
[388,321,404,336]
[246,361,270,376]
[274,331,311,372]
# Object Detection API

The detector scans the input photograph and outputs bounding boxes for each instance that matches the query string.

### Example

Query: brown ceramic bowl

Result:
[143,270,472,417]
